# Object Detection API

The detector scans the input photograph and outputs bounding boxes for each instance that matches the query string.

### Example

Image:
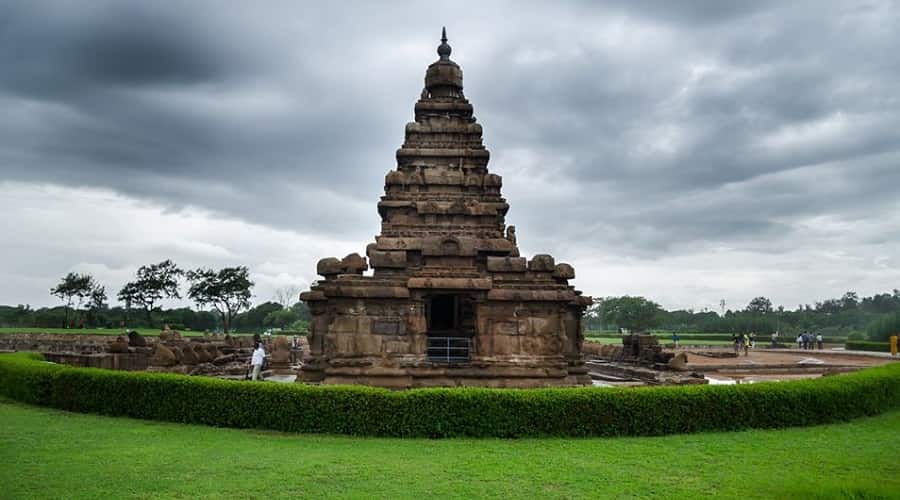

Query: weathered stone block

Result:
[487,289,574,301]
[329,316,359,334]
[373,319,406,335]
[150,344,177,367]
[486,256,527,272]
[317,257,343,277]
[341,253,368,274]
[528,254,556,272]
[407,277,493,289]
[553,263,575,280]
[491,320,518,336]
[370,250,407,268]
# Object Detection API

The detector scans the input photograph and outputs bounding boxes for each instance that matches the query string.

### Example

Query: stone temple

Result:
[299,29,592,388]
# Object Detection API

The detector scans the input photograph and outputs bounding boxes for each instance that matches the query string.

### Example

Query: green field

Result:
[1,399,897,499]
[0,327,253,337]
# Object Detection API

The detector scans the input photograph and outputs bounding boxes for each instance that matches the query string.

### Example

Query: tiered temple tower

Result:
[299,30,591,387]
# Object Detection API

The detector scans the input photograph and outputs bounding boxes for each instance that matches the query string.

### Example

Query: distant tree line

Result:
[0,302,311,334]
[586,289,900,341]
[0,260,311,334]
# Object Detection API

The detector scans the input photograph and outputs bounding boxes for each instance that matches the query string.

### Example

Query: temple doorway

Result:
[426,294,472,362]
[428,294,458,332]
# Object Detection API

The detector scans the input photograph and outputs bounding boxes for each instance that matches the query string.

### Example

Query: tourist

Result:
[291,335,299,364]
[771,331,779,348]
[250,341,266,381]
[816,333,824,350]
[743,333,750,357]
[749,332,756,349]
[733,333,741,354]
[796,333,802,349]
[672,333,680,349]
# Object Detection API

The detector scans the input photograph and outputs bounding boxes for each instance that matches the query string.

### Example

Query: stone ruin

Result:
[299,30,591,388]
[146,326,257,377]
[589,334,677,366]
[1,324,306,380]
[584,335,703,385]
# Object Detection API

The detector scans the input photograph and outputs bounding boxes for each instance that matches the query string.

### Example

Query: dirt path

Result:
[678,348,894,368]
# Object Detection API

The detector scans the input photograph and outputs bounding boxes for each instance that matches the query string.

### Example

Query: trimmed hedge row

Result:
[845,341,892,353]
[1,352,899,438]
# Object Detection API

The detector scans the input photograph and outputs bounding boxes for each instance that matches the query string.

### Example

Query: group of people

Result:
[732,332,756,356]
[796,332,824,350]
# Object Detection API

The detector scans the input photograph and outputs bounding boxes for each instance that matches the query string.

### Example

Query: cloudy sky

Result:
[2,0,898,312]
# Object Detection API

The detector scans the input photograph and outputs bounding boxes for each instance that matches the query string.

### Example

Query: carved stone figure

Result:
[150,344,177,367]
[127,330,147,347]
[506,225,517,246]
[106,335,130,354]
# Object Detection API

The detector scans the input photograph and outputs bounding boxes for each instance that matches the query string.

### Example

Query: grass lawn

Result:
[0,327,253,337]
[0,399,897,499]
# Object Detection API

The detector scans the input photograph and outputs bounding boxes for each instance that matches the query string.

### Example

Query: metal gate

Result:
[426,336,471,363]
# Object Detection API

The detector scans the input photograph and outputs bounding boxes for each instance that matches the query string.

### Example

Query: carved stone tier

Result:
[300,30,591,388]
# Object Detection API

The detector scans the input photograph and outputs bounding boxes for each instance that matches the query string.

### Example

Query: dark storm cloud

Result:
[0,2,241,98]
[1,0,899,261]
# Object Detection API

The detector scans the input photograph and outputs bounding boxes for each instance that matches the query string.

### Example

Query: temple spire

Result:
[437,26,452,60]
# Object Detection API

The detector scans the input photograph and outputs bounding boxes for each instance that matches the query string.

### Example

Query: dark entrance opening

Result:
[429,294,458,332]
[426,294,472,362]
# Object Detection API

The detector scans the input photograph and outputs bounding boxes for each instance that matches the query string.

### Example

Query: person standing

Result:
[771,331,779,348]
[733,333,741,354]
[672,332,680,349]
[743,333,750,357]
[250,341,266,381]
[816,333,824,350]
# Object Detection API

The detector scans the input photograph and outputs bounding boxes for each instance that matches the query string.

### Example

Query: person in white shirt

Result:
[250,342,266,381]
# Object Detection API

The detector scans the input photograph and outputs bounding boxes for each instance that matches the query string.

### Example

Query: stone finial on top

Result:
[438,27,451,60]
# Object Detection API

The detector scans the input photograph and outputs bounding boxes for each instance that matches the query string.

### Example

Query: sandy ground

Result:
[676,347,895,368]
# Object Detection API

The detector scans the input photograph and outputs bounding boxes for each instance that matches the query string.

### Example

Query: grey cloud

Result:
[1,0,899,269]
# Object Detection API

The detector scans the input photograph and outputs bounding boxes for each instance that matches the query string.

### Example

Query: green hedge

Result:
[845,341,892,353]
[1,352,899,438]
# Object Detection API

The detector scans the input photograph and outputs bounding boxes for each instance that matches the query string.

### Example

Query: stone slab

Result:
[407,277,492,290]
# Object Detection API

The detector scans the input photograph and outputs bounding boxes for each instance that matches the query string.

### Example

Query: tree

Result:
[50,272,97,327]
[815,299,842,314]
[866,312,900,342]
[746,296,773,314]
[233,301,283,332]
[186,266,254,333]
[84,284,108,327]
[273,285,301,309]
[598,296,662,333]
[117,260,183,324]
[263,308,299,329]
[840,291,860,310]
